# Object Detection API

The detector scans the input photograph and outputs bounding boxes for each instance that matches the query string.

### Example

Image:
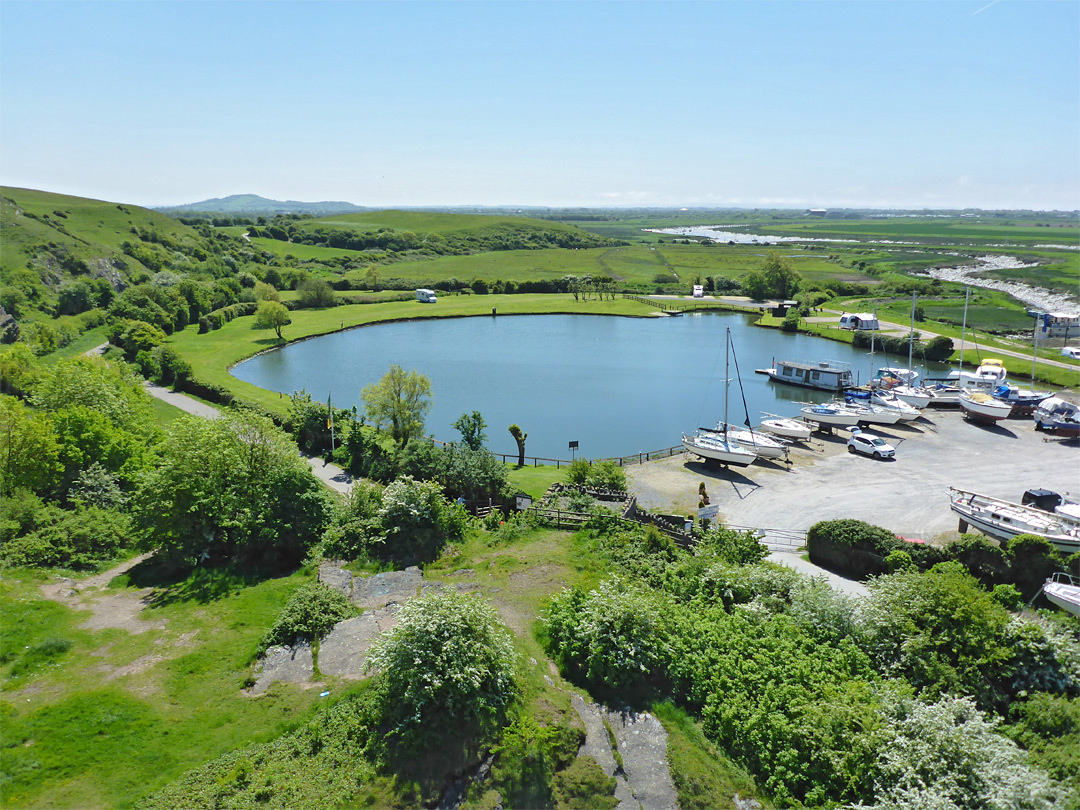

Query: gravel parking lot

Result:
[626,410,1079,543]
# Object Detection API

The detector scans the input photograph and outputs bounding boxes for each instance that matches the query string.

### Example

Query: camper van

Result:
[692,285,704,298]
[415,289,438,304]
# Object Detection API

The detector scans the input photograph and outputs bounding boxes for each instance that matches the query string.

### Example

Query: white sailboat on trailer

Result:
[682,327,757,467]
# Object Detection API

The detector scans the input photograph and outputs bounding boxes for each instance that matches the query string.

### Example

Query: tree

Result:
[361,365,431,447]
[255,300,290,339]
[363,265,380,292]
[365,590,520,754]
[134,410,333,568]
[253,281,280,302]
[453,410,487,451]
[0,396,62,496]
[508,423,527,466]
[296,278,336,308]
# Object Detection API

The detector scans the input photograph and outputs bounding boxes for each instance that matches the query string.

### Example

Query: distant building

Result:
[807,208,827,217]
[1037,312,1079,339]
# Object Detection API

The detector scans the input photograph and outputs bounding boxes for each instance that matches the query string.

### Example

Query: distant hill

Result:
[158,194,366,217]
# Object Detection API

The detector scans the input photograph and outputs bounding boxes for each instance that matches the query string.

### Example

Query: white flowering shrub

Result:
[364,590,519,754]
[543,579,675,698]
[857,693,1058,810]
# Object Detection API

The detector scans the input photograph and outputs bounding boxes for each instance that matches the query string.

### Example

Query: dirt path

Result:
[39,552,165,634]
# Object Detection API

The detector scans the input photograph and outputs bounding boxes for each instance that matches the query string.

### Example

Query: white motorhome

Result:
[415,288,438,303]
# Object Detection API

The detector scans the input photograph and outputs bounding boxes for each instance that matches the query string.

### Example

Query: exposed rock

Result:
[252,642,313,694]
[318,606,399,678]
[317,562,355,598]
[604,707,678,810]
[350,566,423,609]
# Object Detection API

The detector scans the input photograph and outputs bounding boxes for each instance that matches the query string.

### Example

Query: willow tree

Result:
[362,365,431,447]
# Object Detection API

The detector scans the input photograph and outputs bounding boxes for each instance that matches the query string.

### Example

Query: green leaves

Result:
[364,590,519,755]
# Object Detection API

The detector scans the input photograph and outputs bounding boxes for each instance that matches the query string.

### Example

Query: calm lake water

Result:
[232,313,948,460]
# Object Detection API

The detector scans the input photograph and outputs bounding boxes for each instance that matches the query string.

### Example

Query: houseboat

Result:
[763,359,854,392]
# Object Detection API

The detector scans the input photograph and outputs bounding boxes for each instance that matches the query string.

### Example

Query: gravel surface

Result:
[627,409,1078,543]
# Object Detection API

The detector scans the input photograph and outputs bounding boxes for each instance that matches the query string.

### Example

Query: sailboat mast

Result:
[869,306,877,382]
[723,327,730,439]
[908,292,915,374]
[957,287,970,375]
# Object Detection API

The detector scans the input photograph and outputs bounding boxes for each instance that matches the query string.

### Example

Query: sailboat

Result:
[682,327,757,467]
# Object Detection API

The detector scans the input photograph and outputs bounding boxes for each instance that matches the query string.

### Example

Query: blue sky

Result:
[2,1,1077,210]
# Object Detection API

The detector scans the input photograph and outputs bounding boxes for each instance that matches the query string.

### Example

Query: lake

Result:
[231,313,948,460]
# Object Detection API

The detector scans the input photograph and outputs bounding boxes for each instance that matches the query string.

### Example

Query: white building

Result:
[1037,312,1079,339]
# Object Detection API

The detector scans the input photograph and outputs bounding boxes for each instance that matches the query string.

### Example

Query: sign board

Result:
[697,504,719,520]
[515,494,533,511]
[568,441,579,450]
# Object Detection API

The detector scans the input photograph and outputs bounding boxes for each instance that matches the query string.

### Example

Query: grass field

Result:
[0,565,330,809]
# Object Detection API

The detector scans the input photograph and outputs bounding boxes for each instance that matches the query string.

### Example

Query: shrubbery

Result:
[257,582,356,656]
[364,590,520,755]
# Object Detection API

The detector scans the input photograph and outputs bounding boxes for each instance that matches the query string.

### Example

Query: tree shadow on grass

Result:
[125,556,280,607]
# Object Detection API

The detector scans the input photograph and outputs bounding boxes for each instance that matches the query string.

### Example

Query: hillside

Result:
[157,193,366,217]
[249,209,621,255]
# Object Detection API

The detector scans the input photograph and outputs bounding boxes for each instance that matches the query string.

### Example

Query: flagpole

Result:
[328,391,334,455]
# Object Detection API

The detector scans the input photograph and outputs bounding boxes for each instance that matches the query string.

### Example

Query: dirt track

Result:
[626,409,1079,542]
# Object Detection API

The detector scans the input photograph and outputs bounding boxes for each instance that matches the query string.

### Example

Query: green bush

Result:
[551,756,618,810]
[258,582,356,656]
[364,590,520,755]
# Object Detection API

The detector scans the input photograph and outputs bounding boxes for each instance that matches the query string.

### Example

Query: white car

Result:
[846,427,896,460]
[1061,347,1080,360]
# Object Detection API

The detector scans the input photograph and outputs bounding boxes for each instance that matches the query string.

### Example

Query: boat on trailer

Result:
[948,487,1080,555]
[759,413,813,441]
[1043,573,1080,617]
[959,389,1013,423]
[1033,397,1080,436]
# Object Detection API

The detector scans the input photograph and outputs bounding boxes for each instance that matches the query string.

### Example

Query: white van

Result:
[415,288,438,303]
[692,285,704,299]
[1062,346,1080,360]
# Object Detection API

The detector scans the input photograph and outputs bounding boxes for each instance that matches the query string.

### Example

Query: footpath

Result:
[144,376,355,495]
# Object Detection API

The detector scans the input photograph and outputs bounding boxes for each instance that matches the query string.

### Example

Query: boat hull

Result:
[949,489,1080,555]
[682,435,756,467]
[959,392,1013,423]
[1044,580,1080,617]
[759,417,813,441]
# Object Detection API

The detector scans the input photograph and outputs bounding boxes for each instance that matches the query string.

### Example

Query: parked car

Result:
[1061,346,1080,360]
[846,427,896,459]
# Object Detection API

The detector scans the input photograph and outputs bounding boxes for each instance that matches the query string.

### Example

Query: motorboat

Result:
[1043,573,1080,617]
[759,413,813,441]
[710,423,788,460]
[947,358,1008,390]
[948,487,1080,555]
[959,389,1013,423]
[800,402,872,426]
[990,383,1052,416]
[1033,397,1080,437]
